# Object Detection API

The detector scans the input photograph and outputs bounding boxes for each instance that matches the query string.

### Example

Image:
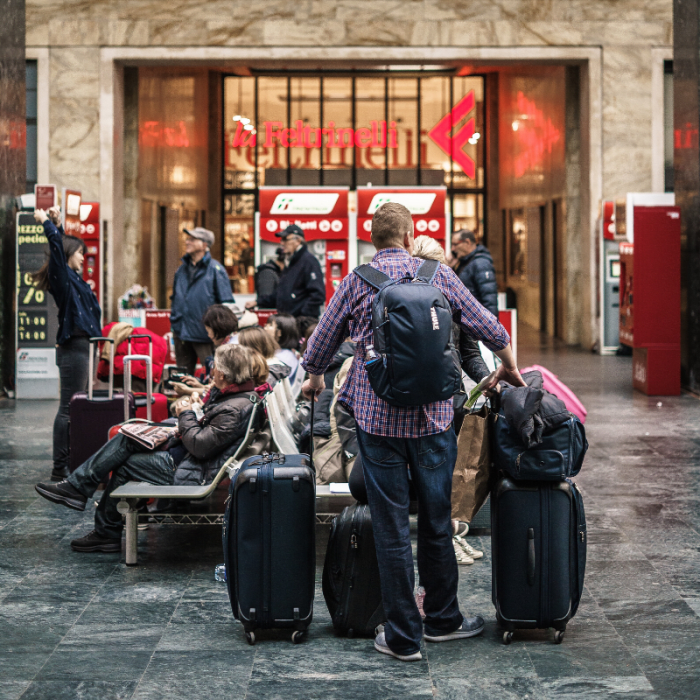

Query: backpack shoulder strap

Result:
[353,264,392,290]
[415,258,440,284]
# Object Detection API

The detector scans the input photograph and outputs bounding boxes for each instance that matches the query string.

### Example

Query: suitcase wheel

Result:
[554,630,565,644]
[245,631,256,646]
[502,631,514,645]
[291,630,306,644]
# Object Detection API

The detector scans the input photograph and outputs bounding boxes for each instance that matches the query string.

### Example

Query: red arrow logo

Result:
[428,91,476,179]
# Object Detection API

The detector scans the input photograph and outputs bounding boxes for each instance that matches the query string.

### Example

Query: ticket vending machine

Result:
[79,202,103,310]
[256,187,351,305]
[356,187,448,264]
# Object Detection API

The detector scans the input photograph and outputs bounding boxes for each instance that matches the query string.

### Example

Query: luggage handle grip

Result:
[527,528,536,586]
[88,337,115,401]
[127,334,154,363]
[123,354,153,422]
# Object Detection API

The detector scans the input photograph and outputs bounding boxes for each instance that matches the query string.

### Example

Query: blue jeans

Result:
[68,433,176,539]
[356,426,462,655]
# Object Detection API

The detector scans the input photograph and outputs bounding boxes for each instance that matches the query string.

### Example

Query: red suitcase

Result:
[126,335,170,423]
[69,337,135,472]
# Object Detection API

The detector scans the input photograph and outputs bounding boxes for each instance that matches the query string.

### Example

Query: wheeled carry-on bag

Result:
[127,335,169,423]
[223,452,316,645]
[322,503,384,637]
[69,337,135,472]
[491,476,587,645]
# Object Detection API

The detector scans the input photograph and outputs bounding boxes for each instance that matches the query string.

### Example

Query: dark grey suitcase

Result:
[322,503,384,637]
[69,337,135,472]
[223,453,316,645]
[491,476,586,644]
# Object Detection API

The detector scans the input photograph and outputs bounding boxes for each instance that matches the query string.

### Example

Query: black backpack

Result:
[354,259,462,407]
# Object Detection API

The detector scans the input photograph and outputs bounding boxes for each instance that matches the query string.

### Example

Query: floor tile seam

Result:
[240,642,259,700]
[27,559,122,683]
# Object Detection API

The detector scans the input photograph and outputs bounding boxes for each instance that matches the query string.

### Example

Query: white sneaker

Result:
[453,537,474,565]
[454,535,483,560]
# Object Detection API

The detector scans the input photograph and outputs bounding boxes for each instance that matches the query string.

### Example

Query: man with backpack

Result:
[302,202,525,662]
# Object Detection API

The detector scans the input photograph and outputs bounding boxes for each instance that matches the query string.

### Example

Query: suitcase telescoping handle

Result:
[127,334,153,363]
[88,337,115,401]
[123,354,153,422]
[309,393,315,471]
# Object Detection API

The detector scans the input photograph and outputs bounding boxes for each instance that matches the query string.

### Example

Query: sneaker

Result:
[70,530,121,553]
[452,520,469,537]
[35,480,87,511]
[415,586,426,619]
[374,625,422,662]
[50,465,70,482]
[454,535,483,560]
[453,536,474,565]
[424,616,485,642]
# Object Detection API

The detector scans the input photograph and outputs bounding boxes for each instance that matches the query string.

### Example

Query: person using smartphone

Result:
[32,206,102,482]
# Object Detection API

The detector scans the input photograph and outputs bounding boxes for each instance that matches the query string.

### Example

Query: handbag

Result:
[451,405,492,523]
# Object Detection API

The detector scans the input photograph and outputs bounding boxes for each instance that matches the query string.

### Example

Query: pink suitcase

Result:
[521,364,587,424]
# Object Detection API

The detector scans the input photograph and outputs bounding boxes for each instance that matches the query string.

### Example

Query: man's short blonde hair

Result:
[412,235,446,264]
[371,202,413,249]
[214,344,253,385]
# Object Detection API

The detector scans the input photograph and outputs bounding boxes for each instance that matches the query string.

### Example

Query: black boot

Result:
[51,465,70,482]
[71,530,121,553]
[35,480,87,511]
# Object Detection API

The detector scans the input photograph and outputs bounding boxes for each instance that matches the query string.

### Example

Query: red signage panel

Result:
[356,187,447,243]
[34,184,57,210]
[62,188,82,237]
[79,202,101,305]
[259,187,349,242]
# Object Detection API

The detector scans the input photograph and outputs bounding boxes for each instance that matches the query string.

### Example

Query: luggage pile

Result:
[490,370,588,644]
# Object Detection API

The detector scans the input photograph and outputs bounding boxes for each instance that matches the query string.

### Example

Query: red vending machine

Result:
[620,206,681,396]
[79,202,102,312]
[257,187,350,305]
[356,187,447,265]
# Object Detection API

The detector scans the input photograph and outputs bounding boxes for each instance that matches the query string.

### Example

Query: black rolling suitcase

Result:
[322,503,384,637]
[491,476,586,645]
[69,337,135,472]
[223,452,316,644]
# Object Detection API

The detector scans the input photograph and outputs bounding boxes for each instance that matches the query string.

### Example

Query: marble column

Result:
[674,0,700,391]
[0,0,26,391]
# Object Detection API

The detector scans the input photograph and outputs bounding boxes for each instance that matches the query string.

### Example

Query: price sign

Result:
[16,212,59,349]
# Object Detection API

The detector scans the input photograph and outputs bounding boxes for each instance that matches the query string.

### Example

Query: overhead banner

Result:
[259,187,349,242]
[356,187,447,243]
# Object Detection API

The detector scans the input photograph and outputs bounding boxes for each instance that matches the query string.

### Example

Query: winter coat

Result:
[498,371,570,448]
[97,323,168,383]
[42,220,102,345]
[255,260,281,309]
[276,244,326,318]
[170,252,233,343]
[172,384,259,486]
[455,244,499,317]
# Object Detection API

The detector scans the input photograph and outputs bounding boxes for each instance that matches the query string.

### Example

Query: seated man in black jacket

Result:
[35,344,260,553]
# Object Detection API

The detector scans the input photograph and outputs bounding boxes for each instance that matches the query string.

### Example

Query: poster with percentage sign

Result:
[16,212,59,349]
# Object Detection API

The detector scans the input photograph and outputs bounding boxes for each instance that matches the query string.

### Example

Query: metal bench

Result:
[111,401,268,565]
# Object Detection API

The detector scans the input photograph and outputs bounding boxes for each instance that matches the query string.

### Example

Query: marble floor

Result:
[2,337,700,699]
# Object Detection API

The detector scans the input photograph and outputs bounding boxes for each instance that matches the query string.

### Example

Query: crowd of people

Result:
[30,200,522,663]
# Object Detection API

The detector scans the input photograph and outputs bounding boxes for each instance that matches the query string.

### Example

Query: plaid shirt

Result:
[301,248,510,437]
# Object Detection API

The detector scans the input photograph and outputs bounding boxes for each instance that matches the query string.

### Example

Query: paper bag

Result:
[451,405,492,523]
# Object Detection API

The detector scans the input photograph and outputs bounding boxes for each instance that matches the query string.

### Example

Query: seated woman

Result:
[34,344,260,553]
[264,313,301,381]
[238,326,290,385]
[172,304,239,396]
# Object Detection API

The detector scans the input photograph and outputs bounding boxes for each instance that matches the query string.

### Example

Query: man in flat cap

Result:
[247,223,326,319]
[170,227,234,374]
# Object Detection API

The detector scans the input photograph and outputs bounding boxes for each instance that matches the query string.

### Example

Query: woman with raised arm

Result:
[32,207,102,483]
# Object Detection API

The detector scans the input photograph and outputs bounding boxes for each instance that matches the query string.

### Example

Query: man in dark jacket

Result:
[34,345,259,553]
[451,230,499,317]
[274,224,326,318]
[171,227,234,374]
[247,246,285,310]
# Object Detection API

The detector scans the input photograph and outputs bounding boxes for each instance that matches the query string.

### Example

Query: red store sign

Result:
[258,187,349,242]
[356,187,447,243]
